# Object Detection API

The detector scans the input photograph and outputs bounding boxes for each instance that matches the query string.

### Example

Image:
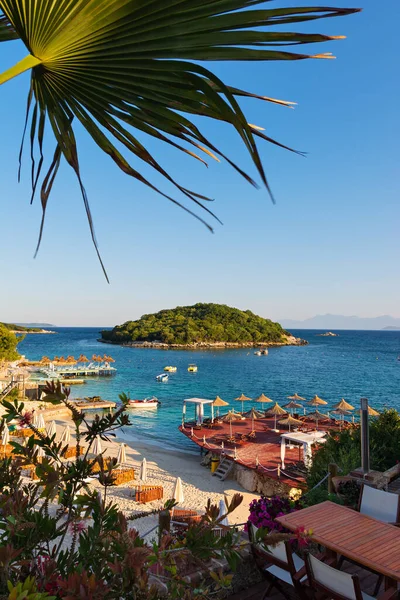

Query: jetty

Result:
[38,365,116,377]
[73,399,116,411]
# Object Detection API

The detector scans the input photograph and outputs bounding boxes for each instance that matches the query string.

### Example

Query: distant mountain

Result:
[382,326,400,331]
[280,314,400,331]
[15,322,55,327]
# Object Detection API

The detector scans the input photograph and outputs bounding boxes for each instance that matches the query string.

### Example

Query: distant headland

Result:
[99,303,307,349]
[1,322,56,334]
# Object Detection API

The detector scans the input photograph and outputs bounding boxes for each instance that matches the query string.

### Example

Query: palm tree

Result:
[0,2,359,279]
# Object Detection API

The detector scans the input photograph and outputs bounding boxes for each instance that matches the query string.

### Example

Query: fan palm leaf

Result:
[0,1,360,279]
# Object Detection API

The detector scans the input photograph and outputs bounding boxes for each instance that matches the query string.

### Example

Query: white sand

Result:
[51,416,259,538]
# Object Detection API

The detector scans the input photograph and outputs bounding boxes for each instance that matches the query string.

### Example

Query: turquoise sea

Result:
[18,328,400,452]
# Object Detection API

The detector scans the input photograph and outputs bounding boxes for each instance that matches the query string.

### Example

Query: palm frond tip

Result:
[0,1,361,278]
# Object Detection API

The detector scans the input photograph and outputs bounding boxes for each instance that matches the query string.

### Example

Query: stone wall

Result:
[233,463,303,497]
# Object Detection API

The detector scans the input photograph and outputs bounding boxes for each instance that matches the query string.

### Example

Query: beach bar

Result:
[182,398,214,426]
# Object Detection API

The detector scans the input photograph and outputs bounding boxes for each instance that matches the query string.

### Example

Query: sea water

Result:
[18,328,400,452]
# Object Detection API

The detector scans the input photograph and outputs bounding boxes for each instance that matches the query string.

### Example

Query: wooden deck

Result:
[180,416,346,488]
[227,562,383,600]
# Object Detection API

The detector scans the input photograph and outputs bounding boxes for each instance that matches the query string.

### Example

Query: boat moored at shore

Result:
[127,396,160,409]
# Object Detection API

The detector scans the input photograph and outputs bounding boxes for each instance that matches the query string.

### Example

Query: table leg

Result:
[384,576,398,592]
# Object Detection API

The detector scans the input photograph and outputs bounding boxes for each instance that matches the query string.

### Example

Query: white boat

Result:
[254,351,262,356]
[127,396,160,409]
[156,373,168,382]
[260,349,269,355]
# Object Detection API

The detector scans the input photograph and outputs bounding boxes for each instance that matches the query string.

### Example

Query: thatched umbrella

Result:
[235,393,252,414]
[287,393,306,402]
[307,410,329,430]
[92,354,99,364]
[221,410,242,439]
[53,356,60,362]
[242,407,261,432]
[213,396,229,417]
[106,356,115,363]
[332,408,351,429]
[309,395,328,407]
[278,415,303,432]
[358,406,380,417]
[255,393,273,410]
[283,400,303,415]
[333,398,354,411]
[40,356,50,364]
[78,354,89,365]
[266,403,287,431]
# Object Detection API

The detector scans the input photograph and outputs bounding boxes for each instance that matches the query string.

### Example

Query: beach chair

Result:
[305,553,396,600]
[248,523,308,600]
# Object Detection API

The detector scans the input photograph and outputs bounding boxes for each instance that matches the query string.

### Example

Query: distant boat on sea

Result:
[156,373,168,382]
[127,396,160,409]
[188,364,198,372]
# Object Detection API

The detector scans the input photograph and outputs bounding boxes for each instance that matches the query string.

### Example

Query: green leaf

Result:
[0,0,360,278]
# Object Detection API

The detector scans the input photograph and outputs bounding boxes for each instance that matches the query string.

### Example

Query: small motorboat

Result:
[156,373,169,382]
[254,351,262,356]
[260,349,269,355]
[127,396,160,409]
[164,366,177,372]
[188,364,198,372]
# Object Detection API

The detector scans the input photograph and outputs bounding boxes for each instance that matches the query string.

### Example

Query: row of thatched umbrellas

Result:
[40,354,115,365]
[212,393,380,434]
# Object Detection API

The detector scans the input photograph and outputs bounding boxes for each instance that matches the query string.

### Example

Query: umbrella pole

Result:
[252,415,254,431]
[274,415,277,430]
[242,401,244,413]
[230,421,232,439]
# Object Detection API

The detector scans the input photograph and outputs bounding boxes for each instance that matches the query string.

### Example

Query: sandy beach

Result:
[2,400,259,537]
[58,416,258,536]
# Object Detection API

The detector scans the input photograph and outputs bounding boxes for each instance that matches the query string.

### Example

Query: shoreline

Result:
[13,329,56,335]
[98,335,308,349]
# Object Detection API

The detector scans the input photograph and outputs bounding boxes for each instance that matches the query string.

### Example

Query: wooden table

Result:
[276,501,400,588]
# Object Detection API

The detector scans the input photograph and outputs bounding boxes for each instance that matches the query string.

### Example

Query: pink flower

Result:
[18,411,33,427]
[69,521,86,535]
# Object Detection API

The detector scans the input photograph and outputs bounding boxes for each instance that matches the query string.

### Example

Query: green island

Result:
[100,303,306,348]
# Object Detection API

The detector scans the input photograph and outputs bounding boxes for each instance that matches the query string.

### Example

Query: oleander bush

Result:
[0,382,252,600]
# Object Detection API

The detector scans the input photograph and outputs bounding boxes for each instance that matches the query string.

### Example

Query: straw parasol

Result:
[333,398,354,411]
[358,406,380,417]
[1,425,10,446]
[66,355,76,364]
[221,410,242,439]
[213,396,229,417]
[78,354,89,364]
[46,421,57,438]
[255,393,273,410]
[116,443,126,466]
[60,425,71,444]
[266,403,287,431]
[172,476,184,504]
[140,458,148,482]
[36,445,45,459]
[40,356,50,364]
[106,355,115,363]
[235,393,252,413]
[278,415,303,432]
[92,436,103,455]
[287,393,306,402]
[307,410,329,430]
[218,499,229,526]
[242,407,261,432]
[332,408,351,429]
[283,400,303,415]
[309,395,328,406]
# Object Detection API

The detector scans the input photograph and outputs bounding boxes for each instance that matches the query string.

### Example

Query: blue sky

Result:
[0,0,399,326]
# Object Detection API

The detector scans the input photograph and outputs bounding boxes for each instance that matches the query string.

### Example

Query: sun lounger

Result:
[131,485,163,503]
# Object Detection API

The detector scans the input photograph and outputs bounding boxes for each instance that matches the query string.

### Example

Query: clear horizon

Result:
[1,0,399,326]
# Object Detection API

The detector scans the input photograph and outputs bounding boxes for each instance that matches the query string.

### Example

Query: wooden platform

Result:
[180,416,346,488]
